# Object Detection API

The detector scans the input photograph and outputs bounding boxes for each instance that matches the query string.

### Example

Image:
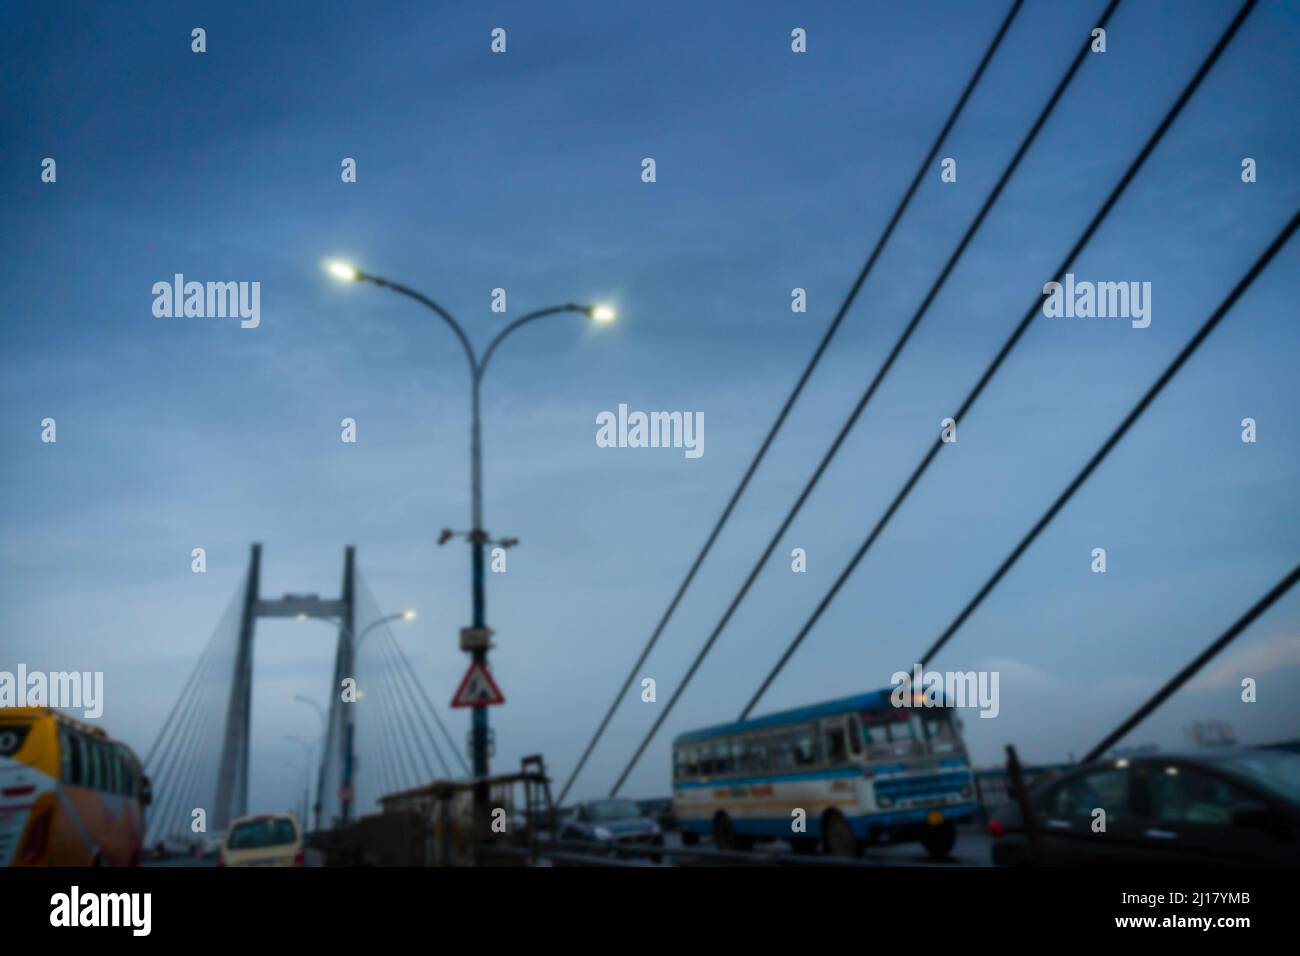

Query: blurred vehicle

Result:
[219,813,304,867]
[198,830,226,859]
[673,689,977,858]
[636,797,677,831]
[154,836,202,859]
[989,748,1300,865]
[1,707,149,866]
[560,798,662,860]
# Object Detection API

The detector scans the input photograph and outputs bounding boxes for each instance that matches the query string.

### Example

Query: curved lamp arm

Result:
[357,271,478,378]
[479,304,594,378]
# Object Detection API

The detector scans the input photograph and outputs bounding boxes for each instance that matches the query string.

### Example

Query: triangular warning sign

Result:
[451,660,505,708]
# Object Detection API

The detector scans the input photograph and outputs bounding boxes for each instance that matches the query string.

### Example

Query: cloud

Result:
[1185,631,1300,691]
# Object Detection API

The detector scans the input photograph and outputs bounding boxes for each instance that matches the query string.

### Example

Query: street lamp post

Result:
[297,609,417,824]
[283,739,312,825]
[292,695,327,830]
[325,260,615,834]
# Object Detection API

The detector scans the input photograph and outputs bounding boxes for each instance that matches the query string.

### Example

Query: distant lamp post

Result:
[292,695,327,831]
[323,258,617,830]
[283,735,313,828]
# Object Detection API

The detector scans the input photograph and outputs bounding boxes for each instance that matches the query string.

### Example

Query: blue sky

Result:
[1,0,1297,816]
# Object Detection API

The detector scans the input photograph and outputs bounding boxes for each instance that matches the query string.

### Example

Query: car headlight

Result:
[593,827,613,841]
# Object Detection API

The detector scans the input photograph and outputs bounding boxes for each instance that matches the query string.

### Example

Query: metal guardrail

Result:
[480,837,901,867]
[479,844,655,867]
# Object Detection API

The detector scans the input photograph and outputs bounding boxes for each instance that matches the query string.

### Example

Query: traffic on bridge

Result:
[2,0,1297,941]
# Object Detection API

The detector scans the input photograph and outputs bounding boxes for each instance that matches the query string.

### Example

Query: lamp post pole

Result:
[296,610,415,827]
[326,260,615,836]
[292,695,327,831]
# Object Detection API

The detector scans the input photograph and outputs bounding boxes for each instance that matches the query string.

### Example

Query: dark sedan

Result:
[989,748,1300,865]
[560,798,664,860]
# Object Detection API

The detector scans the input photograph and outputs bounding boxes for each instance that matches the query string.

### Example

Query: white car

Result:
[219,813,303,867]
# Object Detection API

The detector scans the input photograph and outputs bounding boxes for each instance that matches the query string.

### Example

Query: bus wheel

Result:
[822,811,860,858]
[712,813,740,851]
[920,821,957,860]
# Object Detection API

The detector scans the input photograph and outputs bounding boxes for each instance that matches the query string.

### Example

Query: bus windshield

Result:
[920,710,960,753]
[860,710,914,744]
[0,722,33,757]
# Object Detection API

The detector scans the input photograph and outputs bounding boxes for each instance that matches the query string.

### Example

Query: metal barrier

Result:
[480,837,901,867]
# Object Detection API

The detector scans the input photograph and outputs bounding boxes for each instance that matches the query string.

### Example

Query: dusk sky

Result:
[2,0,1297,819]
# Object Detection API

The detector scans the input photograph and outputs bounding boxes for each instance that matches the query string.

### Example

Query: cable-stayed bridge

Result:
[126,0,1299,864]
[141,544,465,845]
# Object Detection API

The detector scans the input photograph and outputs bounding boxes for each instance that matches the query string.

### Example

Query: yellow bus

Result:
[0,707,150,866]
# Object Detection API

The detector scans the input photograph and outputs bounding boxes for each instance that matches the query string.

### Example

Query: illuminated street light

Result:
[326,260,360,282]
[324,261,619,810]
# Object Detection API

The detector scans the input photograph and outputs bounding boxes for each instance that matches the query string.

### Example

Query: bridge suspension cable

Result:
[909,210,1298,674]
[610,0,1133,795]
[383,630,453,778]
[557,0,1027,804]
[354,574,466,784]
[145,582,244,842]
[1083,563,1300,764]
[737,0,1258,723]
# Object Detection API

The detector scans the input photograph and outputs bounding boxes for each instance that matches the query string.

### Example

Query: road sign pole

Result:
[470,375,490,844]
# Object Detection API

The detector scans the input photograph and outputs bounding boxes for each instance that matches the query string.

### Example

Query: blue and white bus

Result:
[672,689,978,858]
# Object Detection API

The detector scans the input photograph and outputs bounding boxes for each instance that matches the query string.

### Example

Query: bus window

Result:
[921,710,957,753]
[793,729,817,767]
[847,715,864,757]
[823,719,848,764]
[59,726,76,784]
[735,736,752,771]
[673,748,685,780]
[715,741,734,775]
[89,739,106,791]
[861,710,915,744]
[67,732,85,786]
[769,734,793,771]
[80,736,95,789]
[861,715,887,745]
[685,748,699,777]
[886,717,914,742]
[745,736,767,772]
[729,739,745,774]
[696,743,717,775]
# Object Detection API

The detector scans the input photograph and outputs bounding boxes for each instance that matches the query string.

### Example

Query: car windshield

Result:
[1216,751,1300,803]
[228,818,297,849]
[585,800,642,822]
